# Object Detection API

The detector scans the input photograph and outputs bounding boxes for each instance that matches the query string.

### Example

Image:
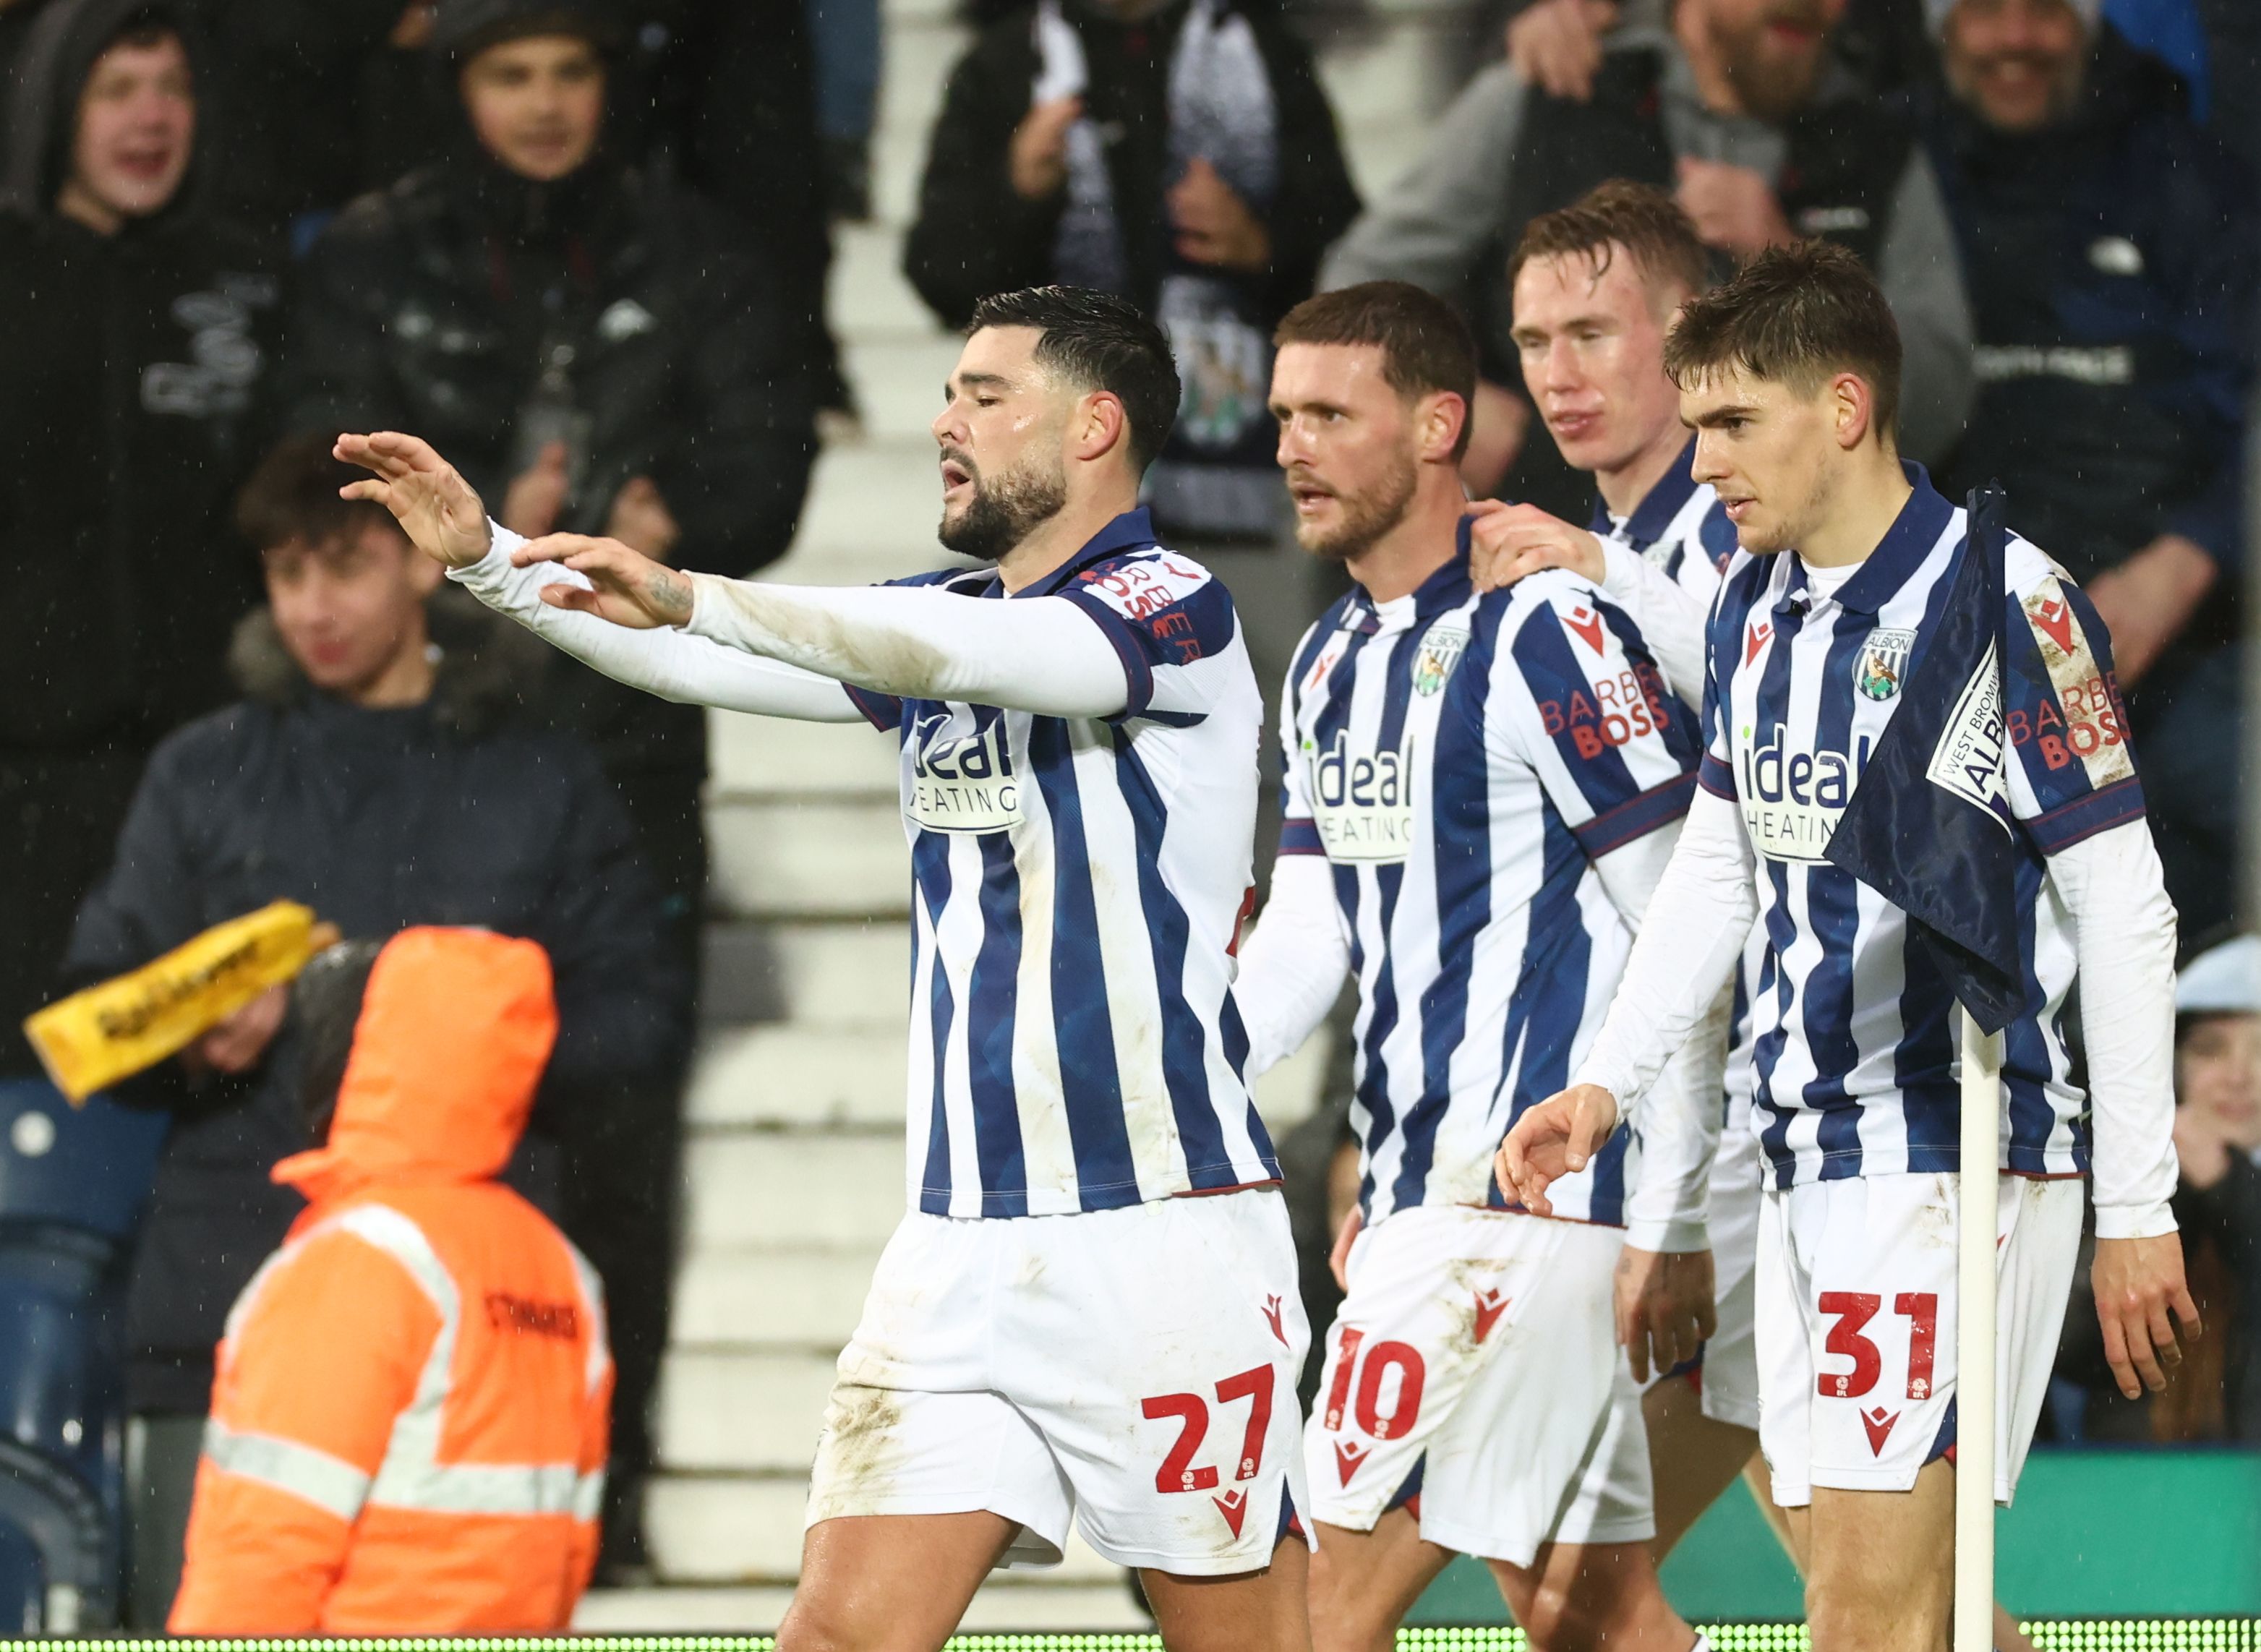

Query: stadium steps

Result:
[581,0,1457,1628]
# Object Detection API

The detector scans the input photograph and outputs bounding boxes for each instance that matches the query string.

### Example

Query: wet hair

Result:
[1662,239,1902,439]
[1272,281,1479,461]
[292,939,385,1146]
[104,6,184,56]
[1509,179,1711,304]
[236,435,406,557]
[966,286,1182,472]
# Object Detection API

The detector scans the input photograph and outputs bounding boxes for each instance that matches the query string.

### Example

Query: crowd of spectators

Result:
[0,0,2254,1629]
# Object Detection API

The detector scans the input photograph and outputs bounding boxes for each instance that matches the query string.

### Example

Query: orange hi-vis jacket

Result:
[168,928,613,1635]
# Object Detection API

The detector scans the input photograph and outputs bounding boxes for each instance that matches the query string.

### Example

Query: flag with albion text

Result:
[1824,484,2027,1033]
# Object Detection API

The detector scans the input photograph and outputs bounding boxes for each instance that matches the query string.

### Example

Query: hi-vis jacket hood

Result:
[272,928,557,1204]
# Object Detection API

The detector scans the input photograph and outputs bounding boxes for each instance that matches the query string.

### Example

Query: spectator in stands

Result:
[0,0,279,1098]
[2166,935,2261,1441]
[67,438,680,1623]
[1324,0,1974,520]
[1920,0,2257,936]
[168,929,612,1634]
[902,0,1359,849]
[1503,0,1933,98]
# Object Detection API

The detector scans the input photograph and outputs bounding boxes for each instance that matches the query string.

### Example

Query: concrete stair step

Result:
[774,440,954,578]
[659,1349,837,1472]
[672,1245,884,1350]
[576,1580,1150,1635]
[831,221,950,341]
[689,1024,907,1129]
[650,1473,1130,1586]
[762,923,914,1027]
[843,335,967,442]
[709,799,909,920]
[710,709,902,800]
[685,1131,907,1249]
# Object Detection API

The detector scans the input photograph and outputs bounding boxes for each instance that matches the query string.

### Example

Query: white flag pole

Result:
[1953,1009,2003,1652]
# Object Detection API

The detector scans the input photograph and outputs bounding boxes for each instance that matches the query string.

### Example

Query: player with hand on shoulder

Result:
[1234,278,1723,1652]
[338,286,1312,1652]
[1499,242,2194,1652]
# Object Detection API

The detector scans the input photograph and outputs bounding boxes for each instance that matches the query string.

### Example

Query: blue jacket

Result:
[1923,27,2256,583]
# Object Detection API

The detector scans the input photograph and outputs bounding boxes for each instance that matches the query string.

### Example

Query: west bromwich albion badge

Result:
[1411,623,1469,696]
[1854,627,1916,702]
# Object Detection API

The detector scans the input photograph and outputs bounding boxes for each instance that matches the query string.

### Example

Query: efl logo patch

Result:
[1411,622,1470,696]
[1853,626,1915,702]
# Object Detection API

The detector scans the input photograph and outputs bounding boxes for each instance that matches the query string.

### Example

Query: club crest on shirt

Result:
[1853,627,1916,702]
[1411,622,1469,696]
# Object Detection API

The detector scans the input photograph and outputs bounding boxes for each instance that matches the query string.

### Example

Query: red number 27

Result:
[1141,1366,1275,1494]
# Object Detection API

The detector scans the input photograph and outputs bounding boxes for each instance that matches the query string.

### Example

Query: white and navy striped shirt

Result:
[1701,470,2147,1187]
[1278,527,1702,1225]
[844,509,1279,1217]
[1594,437,1740,602]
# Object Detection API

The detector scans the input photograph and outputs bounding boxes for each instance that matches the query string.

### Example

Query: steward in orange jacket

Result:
[168,928,612,1634]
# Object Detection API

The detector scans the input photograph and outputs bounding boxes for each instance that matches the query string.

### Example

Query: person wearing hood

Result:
[0,0,282,1098]
[166,927,614,1634]
[63,435,678,1624]
[1918,0,2257,940]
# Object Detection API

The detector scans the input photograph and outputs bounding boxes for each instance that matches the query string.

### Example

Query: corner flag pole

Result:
[1954,1010,2003,1652]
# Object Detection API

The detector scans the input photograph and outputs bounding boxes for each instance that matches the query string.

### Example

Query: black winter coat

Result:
[65,596,686,1413]
[902,0,1360,331]
[1923,28,2257,584]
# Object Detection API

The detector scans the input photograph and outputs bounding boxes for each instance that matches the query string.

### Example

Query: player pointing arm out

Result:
[343,287,1315,1652]
[1497,243,2194,1652]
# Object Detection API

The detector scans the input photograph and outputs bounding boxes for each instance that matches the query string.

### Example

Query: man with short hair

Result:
[1500,241,2195,1652]
[0,0,280,1104]
[1321,0,1973,520]
[67,435,677,1625]
[1920,0,2257,937]
[1228,276,1719,1652]
[338,283,1314,1652]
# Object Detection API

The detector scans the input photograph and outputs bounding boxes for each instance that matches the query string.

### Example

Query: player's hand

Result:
[1460,381,1531,497]
[187,984,287,1077]
[1009,95,1082,201]
[513,533,696,629]
[1615,1244,1717,1384]
[1168,157,1271,273]
[1505,0,1617,100]
[1466,499,1607,593]
[607,475,683,563]
[1494,1083,1620,1217]
[2092,1232,2202,1399]
[502,440,570,539]
[1675,157,1795,258]
[335,431,495,568]
[1329,1204,1364,1293]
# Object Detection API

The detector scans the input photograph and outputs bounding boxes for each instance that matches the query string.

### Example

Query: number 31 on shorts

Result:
[1818,1291,1939,1401]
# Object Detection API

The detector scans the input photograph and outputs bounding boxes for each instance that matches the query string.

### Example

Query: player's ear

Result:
[1416,390,1466,466]
[1072,390,1130,466]
[1829,371,1875,453]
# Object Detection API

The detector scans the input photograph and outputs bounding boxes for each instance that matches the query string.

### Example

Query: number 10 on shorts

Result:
[1142,1365,1277,1493]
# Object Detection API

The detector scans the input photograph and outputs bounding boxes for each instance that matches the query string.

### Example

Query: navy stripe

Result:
[1391,605,1497,1212]
[2001,848,2061,1173]
[1698,753,1737,797]
[1508,603,1646,809]
[1057,588,1158,719]
[1572,770,1697,857]
[911,832,958,1214]
[1113,732,1271,1186]
[1359,627,1422,1215]
[1747,597,1805,1189]
[1594,602,1703,771]
[1753,856,1801,1189]
[1028,718,1142,1208]
[2024,776,2147,854]
[967,828,1030,1216]
[845,683,904,732]
[1278,818,1325,855]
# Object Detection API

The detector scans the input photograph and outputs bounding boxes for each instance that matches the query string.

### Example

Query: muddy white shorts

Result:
[1756,1171,2082,1507]
[1304,1204,1652,1568]
[1651,1116,1764,1431]
[806,1187,1312,1575]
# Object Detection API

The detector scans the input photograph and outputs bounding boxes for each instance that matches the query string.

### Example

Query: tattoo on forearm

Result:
[650,566,693,625]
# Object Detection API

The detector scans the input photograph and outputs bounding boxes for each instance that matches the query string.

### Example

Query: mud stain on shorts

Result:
[813,1382,907,1513]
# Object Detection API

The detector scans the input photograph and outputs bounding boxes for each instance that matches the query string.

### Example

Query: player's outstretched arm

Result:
[334,432,496,568]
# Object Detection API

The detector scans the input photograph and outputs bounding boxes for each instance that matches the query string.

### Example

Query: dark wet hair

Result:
[967,286,1182,472]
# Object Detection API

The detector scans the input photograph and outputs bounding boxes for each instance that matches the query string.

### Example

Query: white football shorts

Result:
[806,1186,1312,1575]
[1304,1204,1652,1568]
[1756,1171,2082,1506]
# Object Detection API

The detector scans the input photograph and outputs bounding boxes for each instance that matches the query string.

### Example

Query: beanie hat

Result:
[2177,936,2261,1019]
[429,0,625,61]
[1924,0,2099,36]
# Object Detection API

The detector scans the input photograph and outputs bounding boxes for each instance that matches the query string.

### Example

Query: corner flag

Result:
[1824,484,2026,1032]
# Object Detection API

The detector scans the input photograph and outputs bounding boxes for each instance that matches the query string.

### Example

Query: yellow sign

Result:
[23,901,335,1103]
